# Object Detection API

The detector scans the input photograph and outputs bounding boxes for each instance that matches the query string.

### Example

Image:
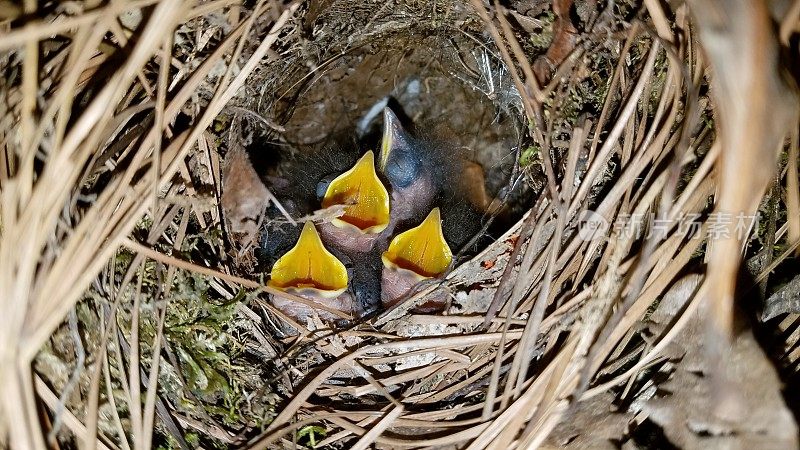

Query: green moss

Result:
[159,272,242,417]
[184,432,200,447]
[110,220,277,447]
[519,145,540,167]
[529,11,555,52]
[297,424,328,448]
[213,114,230,133]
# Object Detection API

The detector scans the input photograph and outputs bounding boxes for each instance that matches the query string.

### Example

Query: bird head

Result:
[381,207,453,308]
[316,150,391,253]
[378,108,438,226]
[267,221,357,321]
[320,150,390,233]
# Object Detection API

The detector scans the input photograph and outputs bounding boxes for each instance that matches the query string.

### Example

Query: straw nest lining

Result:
[3,0,800,448]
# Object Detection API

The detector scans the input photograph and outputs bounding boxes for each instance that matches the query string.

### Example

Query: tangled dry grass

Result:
[1,0,800,449]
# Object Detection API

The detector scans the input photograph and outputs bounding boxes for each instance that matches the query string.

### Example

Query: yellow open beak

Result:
[321,150,390,234]
[382,208,452,279]
[268,222,348,297]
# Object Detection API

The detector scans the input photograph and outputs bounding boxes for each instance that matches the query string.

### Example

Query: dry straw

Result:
[1,0,799,448]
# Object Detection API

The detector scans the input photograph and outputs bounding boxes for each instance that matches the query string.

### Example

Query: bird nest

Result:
[4,0,800,449]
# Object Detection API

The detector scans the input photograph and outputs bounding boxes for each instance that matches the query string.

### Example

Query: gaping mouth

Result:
[382,208,453,279]
[268,221,348,296]
[321,150,391,233]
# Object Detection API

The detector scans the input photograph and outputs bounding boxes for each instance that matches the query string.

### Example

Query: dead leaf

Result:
[761,273,800,321]
[543,393,633,449]
[221,144,269,242]
[641,305,798,449]
[533,0,579,84]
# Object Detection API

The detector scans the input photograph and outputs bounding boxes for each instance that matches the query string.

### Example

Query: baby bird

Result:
[267,221,357,321]
[377,108,483,309]
[378,108,439,230]
[380,207,452,309]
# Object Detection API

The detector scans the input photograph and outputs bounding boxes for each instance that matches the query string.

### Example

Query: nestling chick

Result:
[376,108,483,309]
[267,221,358,321]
